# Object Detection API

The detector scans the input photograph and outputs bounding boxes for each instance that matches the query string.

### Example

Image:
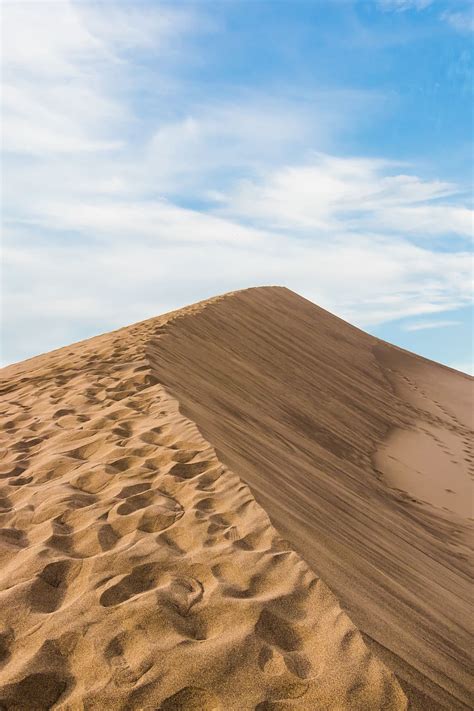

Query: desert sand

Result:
[0,286,472,710]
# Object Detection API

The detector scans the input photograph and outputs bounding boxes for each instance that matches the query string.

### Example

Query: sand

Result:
[149,287,473,710]
[0,286,471,710]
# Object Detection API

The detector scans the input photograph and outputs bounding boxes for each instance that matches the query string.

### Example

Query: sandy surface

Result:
[373,344,473,518]
[0,293,409,710]
[375,423,471,517]
[149,287,473,710]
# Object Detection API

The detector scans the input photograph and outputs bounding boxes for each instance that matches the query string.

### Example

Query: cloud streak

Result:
[402,319,463,331]
[442,9,474,34]
[376,0,434,11]
[217,154,472,240]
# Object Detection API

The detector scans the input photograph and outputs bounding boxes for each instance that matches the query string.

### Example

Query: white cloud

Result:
[217,154,472,240]
[402,319,463,331]
[13,199,268,245]
[377,0,434,11]
[1,0,193,157]
[442,9,474,34]
[2,1,105,78]
[377,0,474,35]
[2,81,125,155]
[365,204,473,237]
[2,1,194,77]
[78,3,197,51]
[4,212,472,363]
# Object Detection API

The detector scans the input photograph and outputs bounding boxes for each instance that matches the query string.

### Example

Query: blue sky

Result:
[2,0,473,372]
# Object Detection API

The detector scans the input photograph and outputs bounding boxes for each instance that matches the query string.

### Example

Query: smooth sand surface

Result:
[148,287,473,710]
[375,424,471,517]
[374,344,473,518]
[0,293,408,710]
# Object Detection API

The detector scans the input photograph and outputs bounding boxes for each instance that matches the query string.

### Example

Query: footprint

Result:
[138,499,184,533]
[172,450,200,464]
[98,524,120,551]
[140,429,164,445]
[156,531,185,557]
[209,513,232,528]
[265,676,310,703]
[71,467,114,494]
[233,530,267,551]
[64,438,107,461]
[283,652,312,679]
[340,627,366,656]
[255,608,303,652]
[112,420,133,438]
[65,493,97,510]
[255,700,298,711]
[160,686,221,710]
[195,498,215,513]
[110,455,143,473]
[117,483,151,498]
[167,577,204,616]
[224,526,240,542]
[211,562,246,587]
[169,461,211,480]
[99,563,161,607]
[29,560,79,613]
[195,498,216,520]
[8,475,33,487]
[0,465,27,480]
[154,576,206,641]
[0,627,14,666]
[195,474,218,492]
[12,436,42,452]
[116,492,155,515]
[0,672,72,710]
[52,408,75,419]
[104,635,145,687]
[0,528,28,548]
[258,645,286,676]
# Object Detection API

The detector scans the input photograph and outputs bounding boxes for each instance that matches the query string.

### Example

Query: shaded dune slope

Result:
[147,287,473,710]
[0,295,408,710]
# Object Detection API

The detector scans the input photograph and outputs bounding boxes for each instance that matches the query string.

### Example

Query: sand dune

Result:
[0,287,471,709]
[148,287,473,710]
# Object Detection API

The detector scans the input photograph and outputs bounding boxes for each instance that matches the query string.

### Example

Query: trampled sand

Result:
[0,287,472,710]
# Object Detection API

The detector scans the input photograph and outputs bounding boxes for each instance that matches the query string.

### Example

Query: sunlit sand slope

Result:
[0,299,407,710]
[148,286,473,710]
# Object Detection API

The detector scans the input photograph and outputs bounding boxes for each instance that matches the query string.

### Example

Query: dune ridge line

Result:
[146,286,473,710]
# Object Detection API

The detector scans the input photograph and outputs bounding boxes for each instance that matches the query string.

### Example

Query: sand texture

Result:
[0,286,471,710]
[148,287,473,710]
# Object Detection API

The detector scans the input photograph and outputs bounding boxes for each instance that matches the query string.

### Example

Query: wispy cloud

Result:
[376,0,434,11]
[377,0,474,35]
[442,9,474,34]
[402,319,463,331]
[217,153,472,240]
[2,0,195,157]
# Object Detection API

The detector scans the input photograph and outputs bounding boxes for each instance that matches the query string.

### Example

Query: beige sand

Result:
[148,287,473,710]
[0,293,408,710]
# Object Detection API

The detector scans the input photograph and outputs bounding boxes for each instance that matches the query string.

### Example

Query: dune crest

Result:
[0,294,408,710]
[147,286,473,710]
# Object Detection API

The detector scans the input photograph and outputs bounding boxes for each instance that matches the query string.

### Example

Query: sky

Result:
[2,0,473,372]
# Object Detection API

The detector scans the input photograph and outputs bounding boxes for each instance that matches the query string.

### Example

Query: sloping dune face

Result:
[0,300,408,710]
[148,287,473,710]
